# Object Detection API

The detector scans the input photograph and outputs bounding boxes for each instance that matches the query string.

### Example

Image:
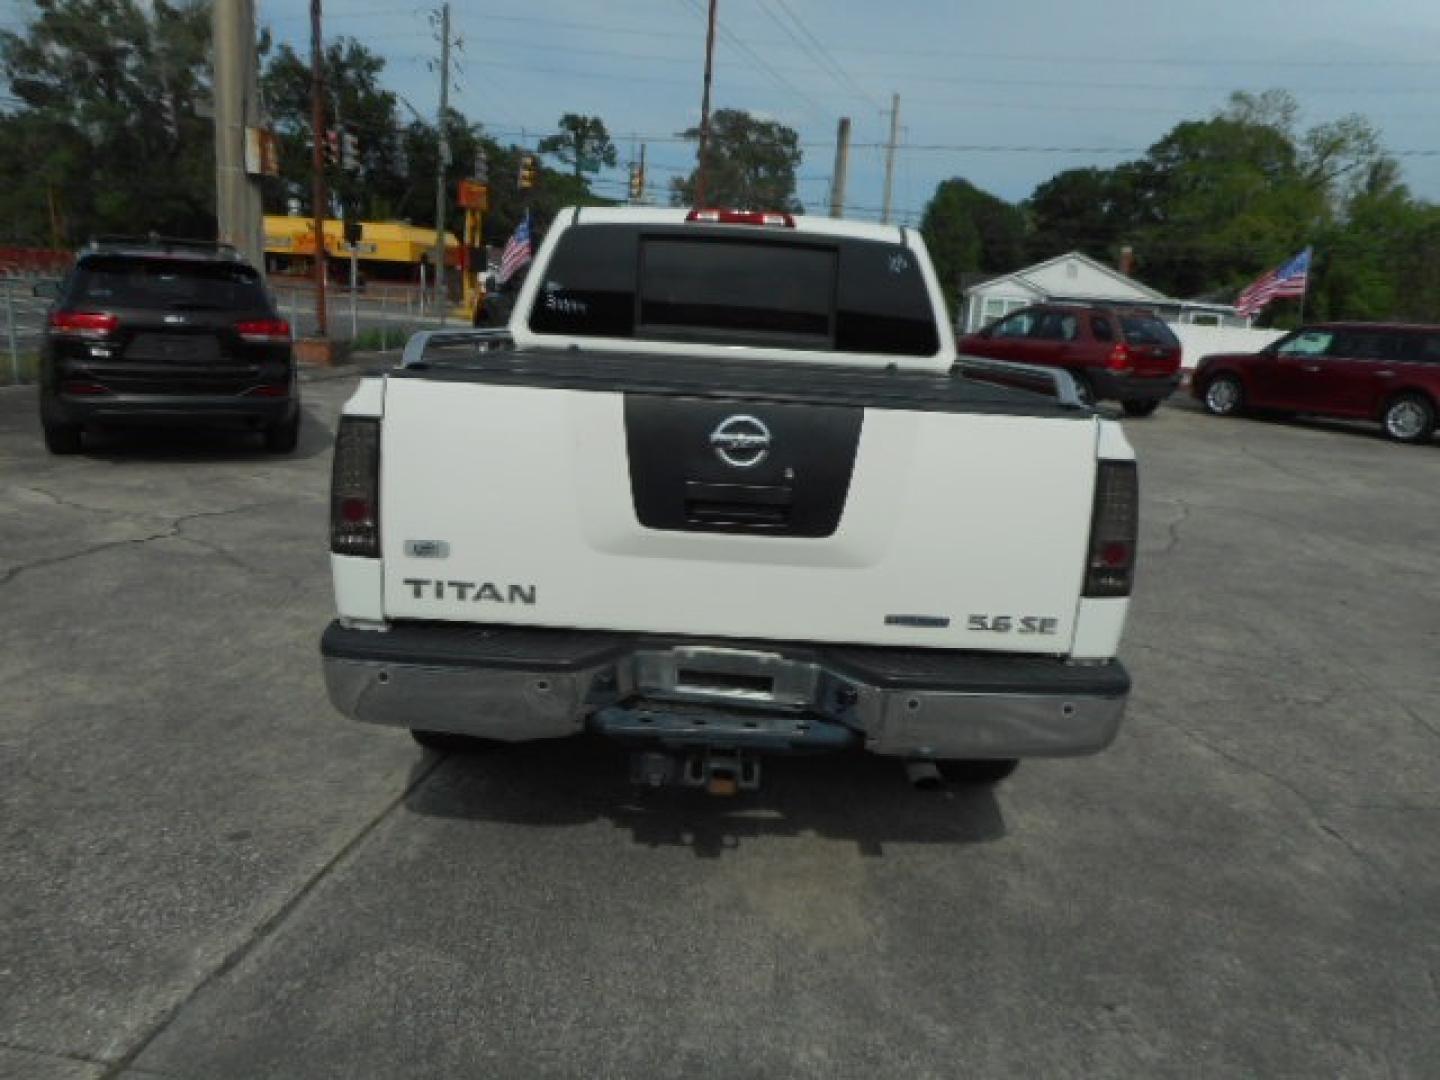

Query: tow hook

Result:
[629,750,761,795]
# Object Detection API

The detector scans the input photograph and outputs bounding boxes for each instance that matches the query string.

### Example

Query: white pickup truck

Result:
[321,207,1137,792]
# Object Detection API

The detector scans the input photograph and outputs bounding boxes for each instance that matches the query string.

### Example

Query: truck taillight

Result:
[1084,461,1138,598]
[330,417,380,558]
[1106,343,1132,373]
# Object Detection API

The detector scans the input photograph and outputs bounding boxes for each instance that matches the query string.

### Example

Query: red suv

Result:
[1192,323,1440,444]
[958,303,1182,416]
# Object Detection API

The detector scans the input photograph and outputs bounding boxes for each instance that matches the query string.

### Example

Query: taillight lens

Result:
[50,311,118,337]
[235,318,292,344]
[1106,343,1132,372]
[1084,461,1138,598]
[330,417,380,557]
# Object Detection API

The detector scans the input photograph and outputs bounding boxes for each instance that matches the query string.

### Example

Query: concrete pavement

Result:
[1,379,1437,1078]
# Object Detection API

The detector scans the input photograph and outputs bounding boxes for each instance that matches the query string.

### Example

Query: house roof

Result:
[966,251,1168,302]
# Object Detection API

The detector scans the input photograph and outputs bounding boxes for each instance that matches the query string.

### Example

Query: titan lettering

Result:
[402,578,537,604]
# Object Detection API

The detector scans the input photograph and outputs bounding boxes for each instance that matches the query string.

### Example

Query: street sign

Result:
[458,180,489,211]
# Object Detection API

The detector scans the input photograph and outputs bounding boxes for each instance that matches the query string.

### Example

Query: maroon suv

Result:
[958,303,1182,416]
[1191,323,1440,444]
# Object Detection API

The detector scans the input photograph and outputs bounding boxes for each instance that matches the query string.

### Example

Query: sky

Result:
[251,0,1440,222]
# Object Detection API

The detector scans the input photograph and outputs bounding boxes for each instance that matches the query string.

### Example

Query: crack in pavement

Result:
[97,755,446,1080]
[0,501,292,590]
[1153,497,1191,556]
[0,1039,111,1068]
[1150,712,1412,907]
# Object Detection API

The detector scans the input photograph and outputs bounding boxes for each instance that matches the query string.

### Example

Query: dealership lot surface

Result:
[1,374,1437,1079]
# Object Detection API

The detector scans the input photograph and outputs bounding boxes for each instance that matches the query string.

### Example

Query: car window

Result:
[1119,315,1179,347]
[993,310,1039,338]
[1329,332,1391,360]
[1415,335,1440,363]
[1277,330,1333,357]
[1032,312,1079,341]
[70,256,269,310]
[1091,315,1113,341]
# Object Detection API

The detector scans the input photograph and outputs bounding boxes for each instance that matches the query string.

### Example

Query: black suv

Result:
[37,237,299,454]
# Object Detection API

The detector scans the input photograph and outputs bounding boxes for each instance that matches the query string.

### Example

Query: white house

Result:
[959,252,1167,333]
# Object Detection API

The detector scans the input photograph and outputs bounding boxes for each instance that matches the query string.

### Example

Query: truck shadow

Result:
[403,736,1007,858]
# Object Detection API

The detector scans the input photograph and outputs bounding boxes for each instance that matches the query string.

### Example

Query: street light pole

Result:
[309,0,329,337]
[431,1,452,324]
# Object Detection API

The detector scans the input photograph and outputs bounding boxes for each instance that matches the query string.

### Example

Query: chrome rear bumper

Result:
[321,621,1128,759]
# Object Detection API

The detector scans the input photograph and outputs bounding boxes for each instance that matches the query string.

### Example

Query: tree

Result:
[259,37,410,223]
[537,114,616,180]
[920,178,1027,314]
[670,109,803,211]
[0,0,214,244]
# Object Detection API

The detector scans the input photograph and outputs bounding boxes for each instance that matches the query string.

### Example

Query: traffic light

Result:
[628,162,645,202]
[323,129,340,168]
[342,130,360,171]
[518,154,537,191]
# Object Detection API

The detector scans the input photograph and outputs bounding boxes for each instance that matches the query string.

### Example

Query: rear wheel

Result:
[1122,399,1161,418]
[1202,374,1244,417]
[263,410,300,454]
[410,729,506,755]
[936,758,1020,785]
[1381,393,1435,444]
[43,420,83,455]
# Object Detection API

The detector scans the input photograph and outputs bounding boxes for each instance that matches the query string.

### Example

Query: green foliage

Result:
[670,109,803,212]
[538,114,617,179]
[0,0,214,244]
[920,178,1027,315]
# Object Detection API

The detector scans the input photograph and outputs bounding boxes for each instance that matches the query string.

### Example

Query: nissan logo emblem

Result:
[710,414,771,468]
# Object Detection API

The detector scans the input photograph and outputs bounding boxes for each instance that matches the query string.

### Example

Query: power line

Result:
[753,0,882,111]
[677,0,831,124]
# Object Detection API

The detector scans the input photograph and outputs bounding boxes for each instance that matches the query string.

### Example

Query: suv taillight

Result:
[1106,343,1132,373]
[330,417,381,557]
[50,311,118,337]
[1084,461,1138,598]
[235,318,292,344]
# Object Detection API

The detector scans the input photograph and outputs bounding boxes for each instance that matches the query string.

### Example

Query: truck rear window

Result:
[528,223,939,357]
[71,257,269,311]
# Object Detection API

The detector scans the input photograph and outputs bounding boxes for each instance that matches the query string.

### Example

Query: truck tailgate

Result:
[378,370,1098,653]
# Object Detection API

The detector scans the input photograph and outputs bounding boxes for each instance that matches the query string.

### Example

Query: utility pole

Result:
[309,0,328,337]
[212,0,265,272]
[829,116,851,219]
[694,0,718,206]
[881,93,900,225]
[431,1,452,323]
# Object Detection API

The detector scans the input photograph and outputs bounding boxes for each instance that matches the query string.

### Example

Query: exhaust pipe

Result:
[904,759,943,791]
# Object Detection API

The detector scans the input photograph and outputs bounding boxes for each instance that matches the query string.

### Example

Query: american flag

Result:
[497,211,533,285]
[1235,248,1311,319]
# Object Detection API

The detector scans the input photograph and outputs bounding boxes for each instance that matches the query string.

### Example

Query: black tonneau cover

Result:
[390,346,1088,419]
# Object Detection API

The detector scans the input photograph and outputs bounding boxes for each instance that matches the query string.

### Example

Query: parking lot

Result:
[1,375,1437,1079]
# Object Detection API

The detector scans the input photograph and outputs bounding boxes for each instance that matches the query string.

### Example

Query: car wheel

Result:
[43,421,83,455]
[410,729,506,754]
[1381,393,1435,444]
[936,758,1020,785]
[1202,374,1244,416]
[1122,399,1161,418]
[263,410,300,454]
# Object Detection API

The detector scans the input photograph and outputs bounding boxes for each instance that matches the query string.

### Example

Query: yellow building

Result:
[263,216,461,281]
